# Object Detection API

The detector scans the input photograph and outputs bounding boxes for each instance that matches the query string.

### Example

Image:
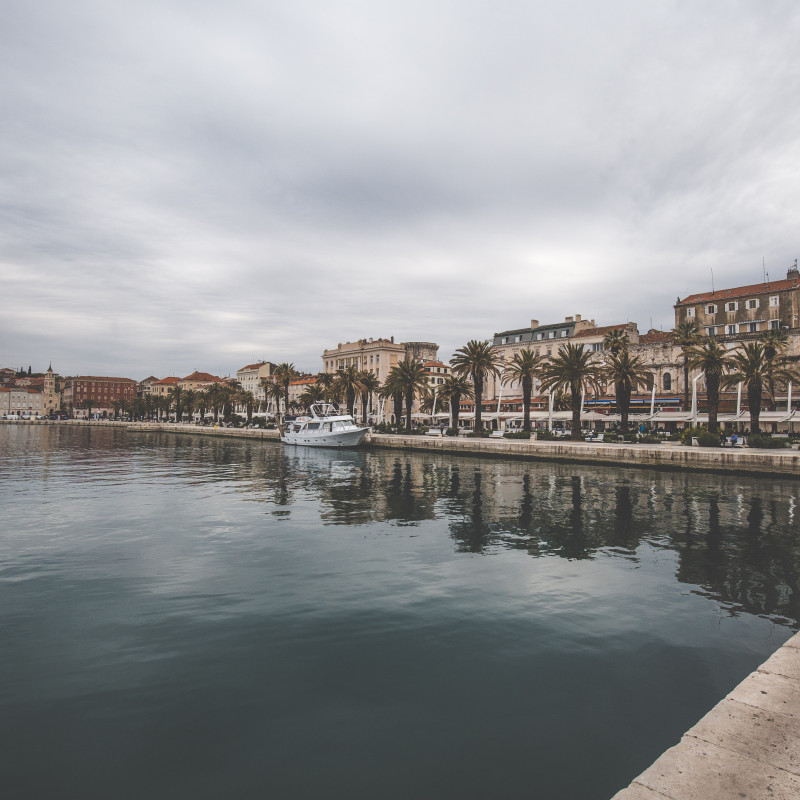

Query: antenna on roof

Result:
[763,257,766,283]
[711,268,715,293]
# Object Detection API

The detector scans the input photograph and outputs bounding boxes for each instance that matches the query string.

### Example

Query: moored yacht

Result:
[280,404,368,448]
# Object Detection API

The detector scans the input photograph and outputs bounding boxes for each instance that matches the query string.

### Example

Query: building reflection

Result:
[122,432,800,627]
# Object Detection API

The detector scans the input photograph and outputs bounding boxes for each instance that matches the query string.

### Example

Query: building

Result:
[288,376,318,408]
[236,361,275,404]
[0,386,44,416]
[423,361,451,390]
[321,338,438,383]
[674,265,800,337]
[62,376,137,416]
[488,315,596,399]
[178,371,223,391]
[138,376,159,397]
[150,377,181,399]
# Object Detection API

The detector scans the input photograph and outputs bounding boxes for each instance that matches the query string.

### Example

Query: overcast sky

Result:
[2,0,799,378]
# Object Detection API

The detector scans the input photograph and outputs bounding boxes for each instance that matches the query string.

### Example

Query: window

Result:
[705,326,717,336]
[769,320,781,330]
[687,307,696,318]
[770,296,779,307]
[536,333,543,340]
[515,335,521,343]
[726,324,737,335]
[725,301,738,312]
[745,322,759,333]
[706,304,717,314]
[561,330,568,337]
[746,298,759,309]
[500,337,506,344]
[591,343,603,352]
[549,331,555,338]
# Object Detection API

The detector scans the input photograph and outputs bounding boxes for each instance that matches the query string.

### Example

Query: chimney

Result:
[530,319,539,328]
[788,266,800,280]
[391,336,394,343]
[564,315,574,323]
[575,314,581,322]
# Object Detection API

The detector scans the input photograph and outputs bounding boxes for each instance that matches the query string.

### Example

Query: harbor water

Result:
[1,424,798,799]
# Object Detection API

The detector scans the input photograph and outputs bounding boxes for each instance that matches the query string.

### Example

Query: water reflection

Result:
[2,425,798,626]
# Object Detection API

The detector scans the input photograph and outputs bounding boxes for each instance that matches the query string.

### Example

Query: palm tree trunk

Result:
[405,389,413,432]
[451,393,461,430]
[522,376,532,432]
[748,379,762,434]
[474,375,483,432]
[570,382,581,440]
[617,381,630,433]
[707,372,720,434]
[683,356,690,410]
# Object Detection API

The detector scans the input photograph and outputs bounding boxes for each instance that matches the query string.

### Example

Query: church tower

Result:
[43,364,58,413]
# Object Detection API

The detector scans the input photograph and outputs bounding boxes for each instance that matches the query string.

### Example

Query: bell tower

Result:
[44,364,57,412]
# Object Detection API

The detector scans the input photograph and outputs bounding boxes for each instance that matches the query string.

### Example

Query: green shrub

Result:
[696,431,720,447]
[504,431,531,439]
[446,427,459,436]
[603,433,621,442]
[535,430,557,441]
[638,434,662,444]
[747,434,790,449]
[681,425,708,445]
[622,433,638,443]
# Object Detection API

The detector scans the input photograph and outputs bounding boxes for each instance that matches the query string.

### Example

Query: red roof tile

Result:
[678,277,799,306]
[572,324,629,338]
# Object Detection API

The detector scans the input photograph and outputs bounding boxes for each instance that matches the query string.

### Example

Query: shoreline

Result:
[6,419,799,477]
[612,630,800,799]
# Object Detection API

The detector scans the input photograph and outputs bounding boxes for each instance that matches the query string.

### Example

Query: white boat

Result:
[280,404,368,448]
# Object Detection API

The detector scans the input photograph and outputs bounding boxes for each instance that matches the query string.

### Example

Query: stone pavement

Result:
[611,632,800,799]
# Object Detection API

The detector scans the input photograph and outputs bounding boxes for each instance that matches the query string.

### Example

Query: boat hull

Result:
[280,428,368,448]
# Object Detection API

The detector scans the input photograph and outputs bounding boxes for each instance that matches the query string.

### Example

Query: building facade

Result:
[674,267,800,337]
[62,376,137,416]
[321,338,438,384]
[236,362,275,403]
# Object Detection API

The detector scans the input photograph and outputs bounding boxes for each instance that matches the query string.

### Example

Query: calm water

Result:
[1,425,798,799]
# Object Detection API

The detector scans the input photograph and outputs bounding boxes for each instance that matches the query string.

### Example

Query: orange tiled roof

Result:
[181,371,221,382]
[290,378,317,386]
[677,277,799,306]
[153,376,181,385]
[639,330,673,344]
[239,362,268,371]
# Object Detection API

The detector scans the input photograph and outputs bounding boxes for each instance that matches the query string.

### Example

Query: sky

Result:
[2,0,799,379]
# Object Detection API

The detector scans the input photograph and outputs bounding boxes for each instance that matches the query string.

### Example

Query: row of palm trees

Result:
[106,325,795,437]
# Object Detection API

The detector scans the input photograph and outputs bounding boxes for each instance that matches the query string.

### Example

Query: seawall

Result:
[611,630,800,799]
[6,421,799,477]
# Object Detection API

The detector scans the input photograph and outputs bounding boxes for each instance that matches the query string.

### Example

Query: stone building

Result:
[674,265,800,336]
[236,362,275,404]
[321,338,438,384]
[62,376,137,416]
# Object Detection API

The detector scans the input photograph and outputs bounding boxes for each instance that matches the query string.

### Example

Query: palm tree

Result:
[450,340,502,432]
[332,366,366,418]
[760,328,790,409]
[380,370,404,427]
[315,371,336,400]
[358,371,381,425]
[672,319,703,410]
[686,337,731,434]
[438,373,473,430]
[273,363,299,415]
[723,342,797,434]
[182,389,197,423]
[388,360,429,432]
[298,383,326,411]
[539,343,604,440]
[167,385,185,423]
[603,350,652,433]
[603,329,629,355]
[110,399,123,420]
[502,349,545,432]
[237,389,256,424]
[263,379,284,420]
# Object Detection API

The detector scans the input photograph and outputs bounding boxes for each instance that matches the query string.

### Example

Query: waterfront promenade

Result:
[8,420,800,477]
[612,630,800,799]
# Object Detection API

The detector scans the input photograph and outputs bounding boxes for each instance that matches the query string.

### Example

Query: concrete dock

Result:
[8,421,799,477]
[612,631,800,799]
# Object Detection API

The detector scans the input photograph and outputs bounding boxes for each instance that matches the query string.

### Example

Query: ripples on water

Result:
[0,425,798,800]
